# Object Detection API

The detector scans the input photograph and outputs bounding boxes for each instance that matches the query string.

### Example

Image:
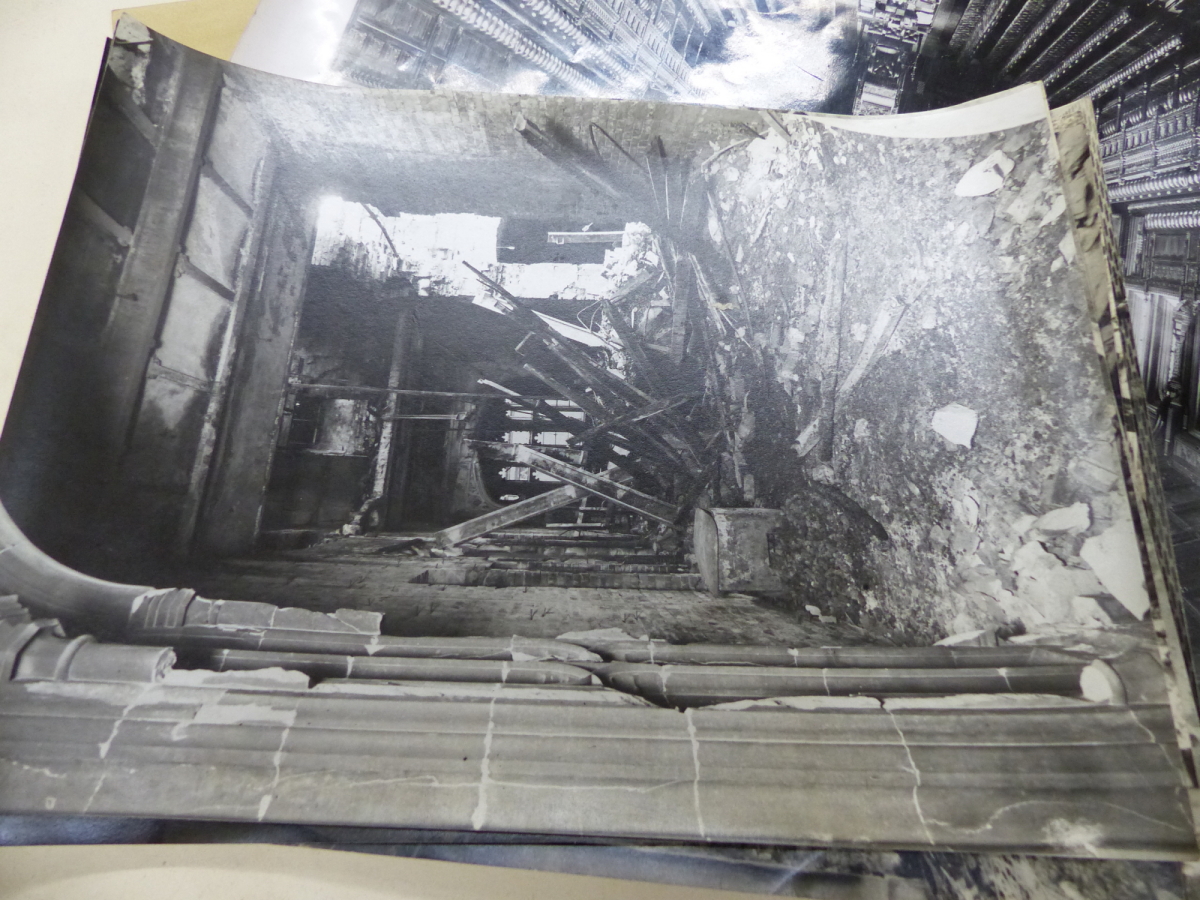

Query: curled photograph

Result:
[0,21,1196,859]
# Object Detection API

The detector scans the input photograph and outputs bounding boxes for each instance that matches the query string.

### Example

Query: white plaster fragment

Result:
[1058,231,1077,265]
[793,420,821,457]
[1070,596,1113,628]
[1033,502,1090,534]
[1079,505,1151,620]
[1011,541,1105,621]
[1011,514,1037,535]
[931,403,978,448]
[934,629,992,647]
[1039,195,1067,228]
[954,150,1013,197]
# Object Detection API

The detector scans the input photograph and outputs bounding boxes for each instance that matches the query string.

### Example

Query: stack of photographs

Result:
[2,4,1200,898]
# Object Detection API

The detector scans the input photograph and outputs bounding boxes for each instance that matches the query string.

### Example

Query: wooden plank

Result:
[72,192,133,247]
[568,394,691,447]
[667,255,693,365]
[293,384,555,401]
[486,443,680,524]
[602,298,664,393]
[362,308,419,527]
[431,484,584,547]
[543,333,654,409]
[606,269,659,306]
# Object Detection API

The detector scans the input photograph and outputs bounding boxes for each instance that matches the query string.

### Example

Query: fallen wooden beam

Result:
[431,485,586,548]
[602,298,664,393]
[484,443,681,524]
[568,394,691,447]
[607,269,659,307]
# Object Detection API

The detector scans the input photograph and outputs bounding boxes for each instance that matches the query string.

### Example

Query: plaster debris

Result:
[1032,503,1090,534]
[931,403,978,448]
[793,420,821,456]
[1011,541,1105,622]
[1079,507,1151,620]
[1058,231,1077,265]
[935,629,995,647]
[1038,195,1067,228]
[954,150,1014,197]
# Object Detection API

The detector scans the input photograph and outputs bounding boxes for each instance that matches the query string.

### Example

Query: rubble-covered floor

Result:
[181,535,878,645]
[692,116,1142,644]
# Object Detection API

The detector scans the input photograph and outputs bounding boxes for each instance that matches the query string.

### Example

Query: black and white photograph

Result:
[0,21,1197,860]
[233,0,866,110]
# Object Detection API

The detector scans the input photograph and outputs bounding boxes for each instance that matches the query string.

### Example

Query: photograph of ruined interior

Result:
[0,22,1197,857]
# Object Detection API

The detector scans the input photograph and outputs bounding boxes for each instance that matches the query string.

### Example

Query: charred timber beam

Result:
[601,298,665,394]
[948,0,988,54]
[520,361,609,423]
[432,485,585,547]
[542,333,655,409]
[482,443,681,524]
[568,394,691,447]
[517,360,667,465]
[1048,20,1161,98]
[961,0,1017,60]
[667,254,693,365]
[514,115,631,205]
[515,363,674,487]
[434,468,635,548]
[290,383,555,401]
[606,269,659,307]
